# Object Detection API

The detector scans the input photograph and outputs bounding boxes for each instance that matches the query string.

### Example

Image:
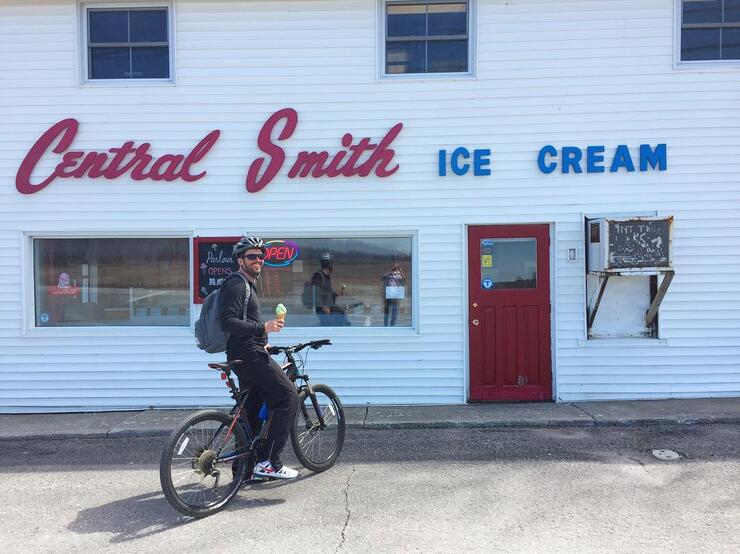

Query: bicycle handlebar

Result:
[266,339,332,356]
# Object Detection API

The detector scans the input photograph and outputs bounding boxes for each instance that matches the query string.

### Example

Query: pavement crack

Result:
[336,466,356,553]
[570,403,597,425]
[362,405,369,429]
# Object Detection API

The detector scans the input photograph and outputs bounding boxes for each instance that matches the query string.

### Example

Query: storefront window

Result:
[257,237,413,328]
[34,238,189,327]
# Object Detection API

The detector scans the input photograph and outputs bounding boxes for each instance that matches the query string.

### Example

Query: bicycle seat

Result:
[208,360,244,370]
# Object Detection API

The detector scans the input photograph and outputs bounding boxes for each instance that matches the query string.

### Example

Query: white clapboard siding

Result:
[0,0,739,411]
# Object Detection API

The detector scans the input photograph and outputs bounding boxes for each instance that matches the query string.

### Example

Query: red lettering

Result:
[149,154,185,180]
[103,142,137,178]
[288,151,330,178]
[71,151,109,179]
[356,123,403,177]
[16,119,78,194]
[56,151,84,177]
[246,108,297,193]
[181,130,220,182]
[129,144,154,180]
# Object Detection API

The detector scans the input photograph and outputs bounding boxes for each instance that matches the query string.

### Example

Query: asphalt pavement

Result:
[0,424,738,553]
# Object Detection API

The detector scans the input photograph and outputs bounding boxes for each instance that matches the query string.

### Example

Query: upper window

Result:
[680,0,740,61]
[384,1,470,75]
[85,6,171,80]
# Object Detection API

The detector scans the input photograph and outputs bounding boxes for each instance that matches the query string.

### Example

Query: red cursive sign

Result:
[16,119,220,194]
[246,108,402,193]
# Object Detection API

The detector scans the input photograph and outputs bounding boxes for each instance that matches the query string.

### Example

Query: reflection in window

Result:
[385,1,469,74]
[257,237,413,328]
[480,238,537,290]
[87,7,170,79]
[34,238,189,326]
[681,0,740,61]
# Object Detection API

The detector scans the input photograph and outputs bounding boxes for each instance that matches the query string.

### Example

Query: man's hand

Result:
[322,306,331,314]
[264,319,285,333]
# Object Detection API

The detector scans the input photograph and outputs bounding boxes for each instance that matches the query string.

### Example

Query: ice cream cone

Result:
[275,303,287,322]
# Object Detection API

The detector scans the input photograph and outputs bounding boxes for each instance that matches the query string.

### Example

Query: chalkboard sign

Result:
[607,218,671,269]
[193,237,239,303]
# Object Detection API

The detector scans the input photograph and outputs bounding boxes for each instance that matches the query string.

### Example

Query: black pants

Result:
[235,352,299,470]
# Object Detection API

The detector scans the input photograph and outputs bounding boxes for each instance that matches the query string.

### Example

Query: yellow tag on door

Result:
[481,255,493,267]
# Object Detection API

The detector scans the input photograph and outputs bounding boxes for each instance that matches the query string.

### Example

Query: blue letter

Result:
[451,147,470,176]
[438,149,446,176]
[610,145,635,172]
[562,146,583,174]
[538,145,557,174]
[473,149,491,176]
[640,144,667,171]
[586,145,605,173]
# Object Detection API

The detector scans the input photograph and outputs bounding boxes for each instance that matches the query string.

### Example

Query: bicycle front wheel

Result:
[159,410,248,518]
[290,384,345,472]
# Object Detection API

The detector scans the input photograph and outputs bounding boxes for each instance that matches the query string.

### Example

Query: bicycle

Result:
[159,339,345,518]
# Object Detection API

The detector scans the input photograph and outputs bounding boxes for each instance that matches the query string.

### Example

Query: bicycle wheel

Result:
[290,383,345,472]
[159,410,248,518]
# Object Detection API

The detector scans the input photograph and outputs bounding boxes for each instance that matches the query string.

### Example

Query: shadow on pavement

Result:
[68,489,285,543]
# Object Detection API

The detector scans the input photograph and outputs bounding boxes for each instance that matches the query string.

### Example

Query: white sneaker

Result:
[253,460,299,480]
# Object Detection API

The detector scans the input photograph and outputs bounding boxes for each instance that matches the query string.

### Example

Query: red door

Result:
[468,225,552,401]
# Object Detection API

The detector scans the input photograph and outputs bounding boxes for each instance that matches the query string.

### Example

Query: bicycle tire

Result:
[159,409,248,518]
[290,384,345,472]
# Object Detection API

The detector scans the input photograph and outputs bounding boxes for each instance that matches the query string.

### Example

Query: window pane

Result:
[130,9,168,42]
[682,28,720,60]
[428,3,467,36]
[480,239,537,290]
[386,40,425,73]
[682,0,722,24]
[132,46,169,78]
[257,237,413,328]
[427,40,468,72]
[89,47,130,79]
[89,10,128,43]
[34,238,190,327]
[725,0,740,23]
[722,28,740,58]
[387,3,426,37]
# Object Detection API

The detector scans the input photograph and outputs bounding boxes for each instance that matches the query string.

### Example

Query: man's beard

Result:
[243,264,261,279]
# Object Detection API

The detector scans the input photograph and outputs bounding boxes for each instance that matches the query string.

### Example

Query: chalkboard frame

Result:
[606,217,672,270]
[193,236,239,304]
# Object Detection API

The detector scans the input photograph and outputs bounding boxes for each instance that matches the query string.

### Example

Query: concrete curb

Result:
[2,414,739,442]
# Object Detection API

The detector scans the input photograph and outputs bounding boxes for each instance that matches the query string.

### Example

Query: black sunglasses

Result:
[243,253,266,261]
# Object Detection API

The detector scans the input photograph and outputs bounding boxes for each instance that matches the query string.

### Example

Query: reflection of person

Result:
[219,235,299,479]
[381,263,406,327]
[311,252,349,326]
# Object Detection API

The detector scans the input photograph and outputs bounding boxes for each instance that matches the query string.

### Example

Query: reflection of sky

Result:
[481,239,536,282]
[269,237,412,260]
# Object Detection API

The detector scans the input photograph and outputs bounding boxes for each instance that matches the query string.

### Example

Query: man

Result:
[311,252,348,326]
[220,235,299,479]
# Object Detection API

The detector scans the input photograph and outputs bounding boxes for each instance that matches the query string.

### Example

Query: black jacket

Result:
[219,273,267,361]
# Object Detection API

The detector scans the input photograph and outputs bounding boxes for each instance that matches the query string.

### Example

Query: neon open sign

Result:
[264,240,300,267]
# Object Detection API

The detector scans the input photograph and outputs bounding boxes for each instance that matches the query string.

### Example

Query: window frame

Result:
[23,231,193,336]
[675,0,740,68]
[378,0,477,80]
[78,1,176,86]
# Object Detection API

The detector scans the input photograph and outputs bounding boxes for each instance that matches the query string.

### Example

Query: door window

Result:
[480,238,537,290]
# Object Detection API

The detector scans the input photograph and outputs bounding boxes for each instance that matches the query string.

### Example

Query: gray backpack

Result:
[194,272,250,354]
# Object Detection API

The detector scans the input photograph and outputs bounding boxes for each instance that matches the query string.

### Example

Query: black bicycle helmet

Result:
[233,235,266,257]
[320,252,335,267]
